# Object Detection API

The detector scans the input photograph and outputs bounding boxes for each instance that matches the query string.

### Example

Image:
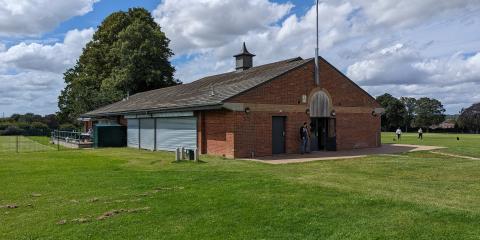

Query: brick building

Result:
[82,43,383,158]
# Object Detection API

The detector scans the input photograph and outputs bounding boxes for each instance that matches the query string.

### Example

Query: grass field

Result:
[0,136,55,153]
[1,134,479,239]
[382,132,480,157]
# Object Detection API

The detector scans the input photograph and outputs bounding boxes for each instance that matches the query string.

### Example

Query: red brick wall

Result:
[228,60,380,157]
[202,110,235,158]
[227,59,380,108]
[228,66,313,105]
[201,58,381,158]
[336,113,381,150]
[232,111,310,158]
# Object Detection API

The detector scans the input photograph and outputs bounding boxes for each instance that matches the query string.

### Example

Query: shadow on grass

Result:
[171,159,208,164]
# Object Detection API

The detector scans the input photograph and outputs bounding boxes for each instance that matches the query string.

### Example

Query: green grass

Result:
[0,136,55,153]
[26,136,53,146]
[382,132,480,157]
[0,134,480,239]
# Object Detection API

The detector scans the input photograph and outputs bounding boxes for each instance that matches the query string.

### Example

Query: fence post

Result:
[57,130,60,151]
[194,148,199,163]
[16,135,19,153]
[175,148,180,162]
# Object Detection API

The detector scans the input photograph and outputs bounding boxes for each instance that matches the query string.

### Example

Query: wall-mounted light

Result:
[331,110,336,117]
[372,108,385,117]
[305,108,310,115]
[244,107,251,114]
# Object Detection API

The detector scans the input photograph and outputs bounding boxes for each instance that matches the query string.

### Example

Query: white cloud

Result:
[153,0,294,54]
[153,0,480,114]
[0,28,94,115]
[347,43,480,113]
[347,43,427,86]
[347,44,480,87]
[414,52,480,85]
[351,0,480,29]
[0,0,98,36]
[0,28,94,73]
[156,0,359,82]
[0,71,63,114]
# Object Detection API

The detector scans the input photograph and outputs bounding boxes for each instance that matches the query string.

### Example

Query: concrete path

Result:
[240,144,445,164]
[430,151,480,160]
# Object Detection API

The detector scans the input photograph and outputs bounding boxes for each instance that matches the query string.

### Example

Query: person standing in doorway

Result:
[299,122,309,154]
[396,127,402,141]
[418,128,423,140]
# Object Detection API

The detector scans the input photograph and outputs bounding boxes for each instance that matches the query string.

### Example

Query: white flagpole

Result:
[314,0,320,86]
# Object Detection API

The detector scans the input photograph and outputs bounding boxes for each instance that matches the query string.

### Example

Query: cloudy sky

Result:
[0,0,479,116]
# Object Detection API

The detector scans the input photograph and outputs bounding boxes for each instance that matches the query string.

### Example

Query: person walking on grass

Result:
[299,122,309,154]
[396,127,402,141]
[418,127,423,140]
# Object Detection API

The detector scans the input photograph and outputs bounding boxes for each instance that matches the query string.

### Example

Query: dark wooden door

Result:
[310,119,319,151]
[318,118,328,150]
[272,116,286,154]
[310,118,335,151]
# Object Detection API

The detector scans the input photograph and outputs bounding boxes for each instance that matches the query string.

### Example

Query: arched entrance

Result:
[309,90,336,151]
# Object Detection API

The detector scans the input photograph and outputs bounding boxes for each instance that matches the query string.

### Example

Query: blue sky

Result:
[0,0,479,116]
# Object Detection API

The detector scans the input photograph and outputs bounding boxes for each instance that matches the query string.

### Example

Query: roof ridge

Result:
[130,57,304,97]
[82,56,308,117]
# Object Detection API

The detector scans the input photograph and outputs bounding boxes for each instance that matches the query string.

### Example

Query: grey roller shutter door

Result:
[127,119,139,148]
[156,117,197,151]
[140,118,155,150]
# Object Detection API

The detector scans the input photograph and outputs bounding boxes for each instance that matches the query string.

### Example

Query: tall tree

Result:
[414,97,446,129]
[400,97,417,132]
[457,103,480,133]
[58,8,178,122]
[376,93,406,131]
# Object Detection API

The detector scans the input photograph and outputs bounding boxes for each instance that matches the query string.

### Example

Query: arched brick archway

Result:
[308,89,336,151]
[309,89,333,118]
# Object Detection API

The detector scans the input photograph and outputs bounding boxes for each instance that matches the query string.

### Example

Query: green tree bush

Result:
[376,93,406,131]
[458,103,480,133]
[59,124,78,132]
[58,8,178,123]
[414,97,446,129]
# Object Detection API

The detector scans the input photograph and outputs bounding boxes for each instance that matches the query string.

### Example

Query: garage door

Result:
[127,119,139,148]
[156,117,197,151]
[140,118,155,150]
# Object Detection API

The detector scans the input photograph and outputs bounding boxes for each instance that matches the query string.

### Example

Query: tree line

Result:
[457,103,480,133]
[0,113,76,136]
[376,93,446,132]
[376,93,480,133]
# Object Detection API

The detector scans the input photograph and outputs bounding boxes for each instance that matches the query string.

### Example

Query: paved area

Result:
[430,151,480,160]
[240,144,446,164]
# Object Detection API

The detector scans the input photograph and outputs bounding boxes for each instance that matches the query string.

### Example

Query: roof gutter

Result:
[80,104,224,118]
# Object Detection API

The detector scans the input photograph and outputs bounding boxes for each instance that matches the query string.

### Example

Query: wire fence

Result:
[0,136,57,153]
[0,131,93,153]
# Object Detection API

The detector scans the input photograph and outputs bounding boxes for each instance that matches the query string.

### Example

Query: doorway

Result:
[310,117,336,151]
[272,116,286,154]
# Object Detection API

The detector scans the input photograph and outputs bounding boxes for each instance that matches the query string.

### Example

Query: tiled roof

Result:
[83,57,311,116]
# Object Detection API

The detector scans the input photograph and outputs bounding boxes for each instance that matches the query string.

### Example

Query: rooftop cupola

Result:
[233,42,255,71]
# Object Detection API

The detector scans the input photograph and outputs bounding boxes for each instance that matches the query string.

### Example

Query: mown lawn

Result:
[382,132,480,157]
[0,136,55,153]
[0,134,479,239]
